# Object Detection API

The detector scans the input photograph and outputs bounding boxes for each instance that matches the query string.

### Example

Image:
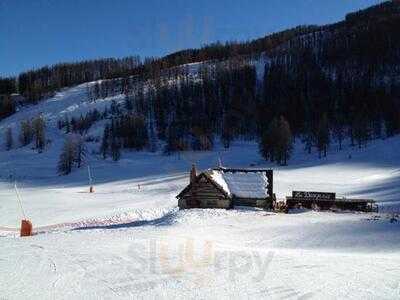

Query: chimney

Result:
[190,164,197,184]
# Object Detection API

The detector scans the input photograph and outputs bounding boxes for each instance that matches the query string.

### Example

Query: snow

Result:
[0,81,399,299]
[210,169,269,198]
[209,169,231,195]
[0,209,399,299]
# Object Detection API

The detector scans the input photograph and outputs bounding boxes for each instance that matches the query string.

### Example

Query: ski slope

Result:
[0,82,399,299]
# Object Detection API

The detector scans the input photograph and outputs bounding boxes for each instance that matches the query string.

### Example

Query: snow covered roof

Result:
[208,168,270,199]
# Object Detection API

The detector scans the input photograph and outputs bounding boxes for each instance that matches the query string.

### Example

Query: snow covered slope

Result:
[0,82,399,299]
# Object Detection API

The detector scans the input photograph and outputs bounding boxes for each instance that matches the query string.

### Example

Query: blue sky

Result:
[0,0,383,77]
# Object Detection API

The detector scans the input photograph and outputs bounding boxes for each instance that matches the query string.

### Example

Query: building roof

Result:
[176,167,272,200]
[207,168,270,199]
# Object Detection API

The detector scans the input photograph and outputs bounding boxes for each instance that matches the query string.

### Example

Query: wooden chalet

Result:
[177,165,274,209]
[286,191,377,212]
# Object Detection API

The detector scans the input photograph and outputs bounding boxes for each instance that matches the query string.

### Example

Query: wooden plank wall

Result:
[181,176,231,209]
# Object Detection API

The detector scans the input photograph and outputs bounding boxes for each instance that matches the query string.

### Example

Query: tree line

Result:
[0,25,319,104]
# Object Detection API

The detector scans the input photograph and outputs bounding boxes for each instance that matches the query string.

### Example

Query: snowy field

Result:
[0,83,400,299]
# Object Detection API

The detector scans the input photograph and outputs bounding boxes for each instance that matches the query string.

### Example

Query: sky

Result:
[0,0,384,77]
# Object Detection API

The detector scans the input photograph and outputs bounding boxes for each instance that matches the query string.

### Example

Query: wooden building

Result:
[177,166,273,209]
[286,191,377,212]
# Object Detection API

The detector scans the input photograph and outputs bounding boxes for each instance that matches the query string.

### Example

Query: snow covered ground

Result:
[0,83,399,299]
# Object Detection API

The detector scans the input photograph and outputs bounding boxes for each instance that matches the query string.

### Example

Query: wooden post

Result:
[190,164,197,184]
[266,170,273,199]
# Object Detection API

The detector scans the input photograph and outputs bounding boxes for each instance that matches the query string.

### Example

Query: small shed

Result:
[177,166,273,209]
[286,191,377,212]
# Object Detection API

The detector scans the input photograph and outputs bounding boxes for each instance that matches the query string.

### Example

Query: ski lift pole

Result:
[14,181,26,220]
[14,181,32,237]
[88,165,94,193]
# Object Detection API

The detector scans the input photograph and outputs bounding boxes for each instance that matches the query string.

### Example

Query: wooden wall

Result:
[179,175,231,209]
[233,198,271,208]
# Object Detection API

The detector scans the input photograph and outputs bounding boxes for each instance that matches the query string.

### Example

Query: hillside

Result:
[1,81,400,297]
[0,81,399,228]
[1,2,399,169]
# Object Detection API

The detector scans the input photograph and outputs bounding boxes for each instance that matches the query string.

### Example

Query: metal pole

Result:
[87,165,92,186]
[14,181,27,220]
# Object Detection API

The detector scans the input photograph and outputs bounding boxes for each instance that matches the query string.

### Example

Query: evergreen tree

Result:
[74,135,86,168]
[276,116,293,165]
[221,113,234,149]
[332,114,345,151]
[57,135,76,175]
[111,137,121,161]
[5,127,13,151]
[32,116,46,152]
[147,120,158,152]
[100,124,110,159]
[259,117,293,165]
[110,120,121,161]
[0,95,15,120]
[353,111,370,148]
[316,114,330,158]
[19,120,33,146]
[163,121,187,154]
[65,116,70,134]
[124,94,133,111]
[259,118,279,162]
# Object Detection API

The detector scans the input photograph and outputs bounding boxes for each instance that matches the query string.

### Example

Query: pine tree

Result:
[74,135,86,168]
[110,119,121,161]
[111,137,121,161]
[316,114,330,158]
[57,135,76,175]
[332,114,345,151]
[163,121,185,154]
[259,117,293,165]
[32,116,46,152]
[124,94,133,111]
[276,116,293,165]
[5,127,13,151]
[19,120,33,146]
[0,95,15,119]
[65,116,70,133]
[147,120,158,152]
[353,111,370,148]
[221,113,234,149]
[100,124,110,159]
[110,100,119,115]
[259,118,279,162]
[93,82,100,100]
